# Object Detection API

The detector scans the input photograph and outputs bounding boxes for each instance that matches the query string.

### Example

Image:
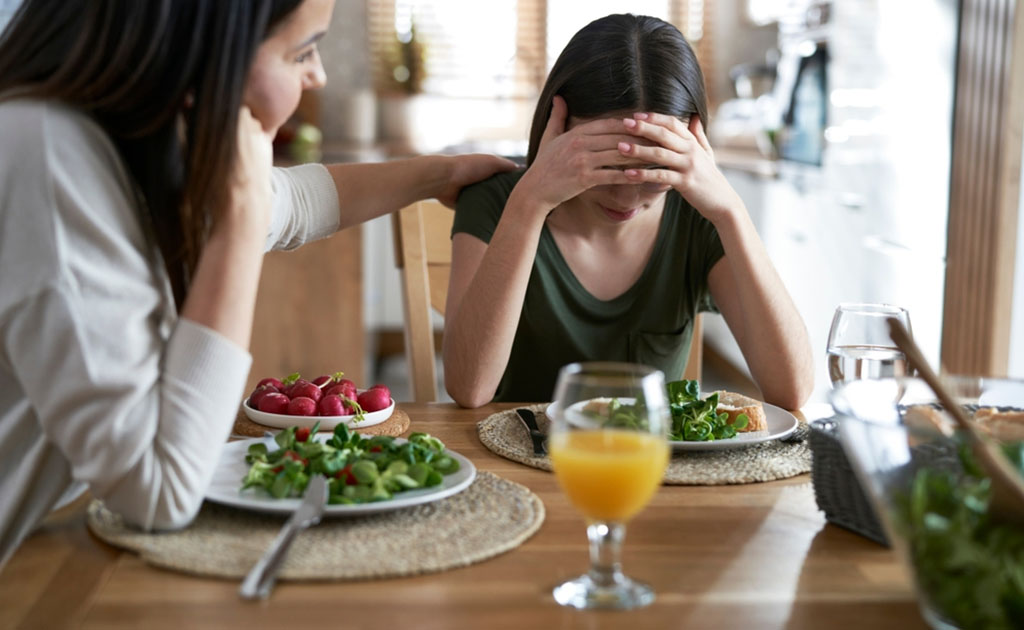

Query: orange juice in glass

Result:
[550,430,668,522]
[548,362,670,611]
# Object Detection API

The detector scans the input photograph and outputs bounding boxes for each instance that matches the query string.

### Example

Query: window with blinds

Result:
[368,0,712,101]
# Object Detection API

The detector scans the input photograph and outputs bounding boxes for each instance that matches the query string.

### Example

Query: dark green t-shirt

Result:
[452,170,725,402]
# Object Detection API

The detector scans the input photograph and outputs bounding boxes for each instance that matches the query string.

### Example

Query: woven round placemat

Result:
[477,404,811,485]
[86,471,543,580]
[232,407,411,438]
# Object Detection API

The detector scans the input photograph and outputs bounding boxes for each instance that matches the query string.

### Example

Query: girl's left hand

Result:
[617,113,744,224]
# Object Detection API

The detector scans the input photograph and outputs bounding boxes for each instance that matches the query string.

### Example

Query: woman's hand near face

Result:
[517,96,636,215]
[222,106,275,238]
[617,113,743,225]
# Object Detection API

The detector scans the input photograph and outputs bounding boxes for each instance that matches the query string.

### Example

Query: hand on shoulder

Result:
[435,153,518,208]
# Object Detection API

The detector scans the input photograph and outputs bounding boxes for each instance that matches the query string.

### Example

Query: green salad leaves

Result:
[240,422,460,504]
[893,441,1024,629]
[579,379,748,442]
[667,379,748,441]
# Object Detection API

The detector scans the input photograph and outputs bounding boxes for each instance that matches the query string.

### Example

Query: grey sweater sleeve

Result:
[266,163,341,251]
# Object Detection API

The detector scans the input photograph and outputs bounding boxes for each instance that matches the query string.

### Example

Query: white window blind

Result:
[369,0,711,100]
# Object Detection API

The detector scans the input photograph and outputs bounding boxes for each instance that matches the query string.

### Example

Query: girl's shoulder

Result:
[456,167,525,210]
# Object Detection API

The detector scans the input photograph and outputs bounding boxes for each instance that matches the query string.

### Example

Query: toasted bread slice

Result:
[713,390,767,432]
[973,408,1024,442]
[904,405,955,438]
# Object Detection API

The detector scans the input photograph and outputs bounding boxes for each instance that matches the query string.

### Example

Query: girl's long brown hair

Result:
[0,0,303,305]
[527,14,708,166]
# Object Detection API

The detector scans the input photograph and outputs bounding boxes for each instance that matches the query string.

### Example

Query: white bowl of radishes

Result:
[242,372,394,431]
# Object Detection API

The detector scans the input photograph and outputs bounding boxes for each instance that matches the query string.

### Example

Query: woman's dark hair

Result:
[527,14,708,165]
[0,0,304,305]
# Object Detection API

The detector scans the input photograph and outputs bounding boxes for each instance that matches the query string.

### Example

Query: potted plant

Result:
[376,20,426,149]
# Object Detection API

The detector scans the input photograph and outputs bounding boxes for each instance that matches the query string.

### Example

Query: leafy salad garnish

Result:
[892,440,1024,629]
[580,379,748,442]
[241,422,460,504]
[666,379,748,441]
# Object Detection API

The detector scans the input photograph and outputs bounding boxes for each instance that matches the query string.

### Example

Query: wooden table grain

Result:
[0,403,927,630]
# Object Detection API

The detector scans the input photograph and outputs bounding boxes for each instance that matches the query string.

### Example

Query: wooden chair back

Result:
[392,200,452,402]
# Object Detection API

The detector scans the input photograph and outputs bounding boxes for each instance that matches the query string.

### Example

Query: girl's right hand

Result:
[223,106,275,237]
[517,96,637,213]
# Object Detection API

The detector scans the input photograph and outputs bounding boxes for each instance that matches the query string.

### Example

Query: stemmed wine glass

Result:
[826,303,913,387]
[547,362,670,610]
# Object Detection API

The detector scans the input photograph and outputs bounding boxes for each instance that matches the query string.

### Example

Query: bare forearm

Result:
[713,210,814,409]
[443,199,547,407]
[325,156,450,230]
[180,223,266,349]
[325,154,516,230]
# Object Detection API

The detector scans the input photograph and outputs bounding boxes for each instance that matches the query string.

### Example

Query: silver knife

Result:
[515,408,547,456]
[239,474,328,600]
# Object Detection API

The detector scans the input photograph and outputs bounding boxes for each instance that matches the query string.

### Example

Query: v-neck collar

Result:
[539,195,675,309]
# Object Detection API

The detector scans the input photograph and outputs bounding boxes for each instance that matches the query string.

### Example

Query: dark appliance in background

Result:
[779,41,828,165]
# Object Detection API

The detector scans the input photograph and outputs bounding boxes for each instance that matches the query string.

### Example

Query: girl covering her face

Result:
[443,14,814,411]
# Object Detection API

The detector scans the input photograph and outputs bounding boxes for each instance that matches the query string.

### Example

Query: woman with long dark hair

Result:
[443,14,813,408]
[0,0,513,565]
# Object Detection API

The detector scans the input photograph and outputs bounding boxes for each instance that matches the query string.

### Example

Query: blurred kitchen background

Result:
[3,0,1021,405]
[312,0,986,405]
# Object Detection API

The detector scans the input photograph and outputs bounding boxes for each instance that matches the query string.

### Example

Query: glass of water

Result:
[826,303,913,387]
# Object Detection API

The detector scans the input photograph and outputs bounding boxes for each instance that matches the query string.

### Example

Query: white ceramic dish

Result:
[241,394,394,431]
[206,435,476,516]
[544,400,798,451]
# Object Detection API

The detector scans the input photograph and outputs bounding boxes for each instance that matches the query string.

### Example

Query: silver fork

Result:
[239,475,328,599]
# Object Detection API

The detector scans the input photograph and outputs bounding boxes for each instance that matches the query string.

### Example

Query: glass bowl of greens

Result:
[830,376,1024,630]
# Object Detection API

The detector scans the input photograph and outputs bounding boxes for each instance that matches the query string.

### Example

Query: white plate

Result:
[205,435,476,516]
[241,394,394,431]
[544,400,798,451]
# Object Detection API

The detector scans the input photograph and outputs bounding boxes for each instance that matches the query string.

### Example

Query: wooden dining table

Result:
[0,403,927,630]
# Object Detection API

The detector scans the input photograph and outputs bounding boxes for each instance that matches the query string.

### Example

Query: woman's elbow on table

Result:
[94,454,214,532]
[446,380,494,409]
[102,485,205,532]
[760,368,815,411]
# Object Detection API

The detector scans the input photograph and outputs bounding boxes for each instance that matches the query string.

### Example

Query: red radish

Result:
[295,427,311,442]
[317,395,346,416]
[312,375,332,388]
[247,385,279,408]
[283,378,313,399]
[325,382,357,401]
[288,380,322,403]
[257,377,284,390]
[287,397,317,416]
[342,396,360,414]
[357,388,391,412]
[369,384,391,399]
[258,392,290,414]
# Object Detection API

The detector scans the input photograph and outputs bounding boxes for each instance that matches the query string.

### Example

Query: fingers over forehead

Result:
[634,112,694,137]
[580,133,658,150]
[572,116,636,135]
